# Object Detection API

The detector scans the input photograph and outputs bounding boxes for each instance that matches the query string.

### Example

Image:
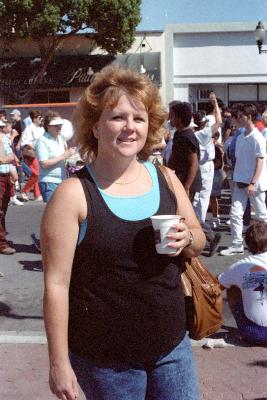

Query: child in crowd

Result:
[219,221,267,345]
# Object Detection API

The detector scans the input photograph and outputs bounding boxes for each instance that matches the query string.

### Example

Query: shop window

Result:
[29,90,70,104]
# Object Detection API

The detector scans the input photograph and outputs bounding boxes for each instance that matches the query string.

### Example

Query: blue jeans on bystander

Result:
[39,182,59,203]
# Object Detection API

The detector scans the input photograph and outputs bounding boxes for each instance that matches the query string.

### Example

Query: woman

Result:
[20,109,44,201]
[35,111,75,203]
[219,221,267,345]
[42,65,205,400]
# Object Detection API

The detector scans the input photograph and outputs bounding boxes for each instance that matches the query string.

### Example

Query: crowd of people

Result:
[158,95,267,259]
[0,107,78,255]
[1,64,267,399]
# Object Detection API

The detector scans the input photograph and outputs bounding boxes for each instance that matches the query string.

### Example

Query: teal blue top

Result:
[35,132,67,183]
[78,162,160,243]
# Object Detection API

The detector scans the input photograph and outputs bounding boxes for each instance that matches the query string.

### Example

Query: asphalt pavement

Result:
[1,190,267,400]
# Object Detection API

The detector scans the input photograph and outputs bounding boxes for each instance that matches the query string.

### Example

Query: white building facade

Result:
[163,22,267,108]
[1,22,267,112]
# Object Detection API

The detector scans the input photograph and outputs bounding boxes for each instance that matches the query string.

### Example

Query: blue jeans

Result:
[39,182,59,203]
[70,334,199,400]
[232,300,267,345]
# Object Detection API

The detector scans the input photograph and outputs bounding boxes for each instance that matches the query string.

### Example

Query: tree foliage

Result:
[0,0,141,101]
[0,0,141,54]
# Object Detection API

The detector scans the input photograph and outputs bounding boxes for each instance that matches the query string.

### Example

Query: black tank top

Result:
[68,167,186,363]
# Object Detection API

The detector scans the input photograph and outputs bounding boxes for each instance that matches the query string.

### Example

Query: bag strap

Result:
[158,165,178,214]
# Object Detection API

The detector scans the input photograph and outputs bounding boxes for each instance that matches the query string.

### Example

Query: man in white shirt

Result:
[219,222,267,345]
[193,92,222,229]
[220,103,267,256]
[20,110,44,149]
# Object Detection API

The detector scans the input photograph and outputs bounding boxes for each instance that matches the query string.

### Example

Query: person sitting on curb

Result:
[218,221,267,345]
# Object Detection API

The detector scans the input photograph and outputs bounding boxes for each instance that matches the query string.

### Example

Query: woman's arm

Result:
[9,128,19,145]
[0,139,14,164]
[40,148,75,169]
[184,152,199,195]
[165,168,206,258]
[42,177,87,400]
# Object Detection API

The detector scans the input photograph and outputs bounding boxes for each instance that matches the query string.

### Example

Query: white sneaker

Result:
[211,217,221,229]
[21,193,29,201]
[34,196,43,202]
[220,245,244,256]
[10,197,24,206]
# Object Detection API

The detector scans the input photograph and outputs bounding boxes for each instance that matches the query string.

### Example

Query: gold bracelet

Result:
[184,231,194,248]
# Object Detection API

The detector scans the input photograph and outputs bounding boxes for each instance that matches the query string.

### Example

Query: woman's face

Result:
[93,94,149,160]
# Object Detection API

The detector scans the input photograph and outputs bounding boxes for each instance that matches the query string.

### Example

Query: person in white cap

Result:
[35,111,75,203]
[0,120,16,254]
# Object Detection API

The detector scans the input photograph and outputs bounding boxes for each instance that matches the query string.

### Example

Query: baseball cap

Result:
[48,117,64,126]
[10,109,21,116]
[0,120,6,127]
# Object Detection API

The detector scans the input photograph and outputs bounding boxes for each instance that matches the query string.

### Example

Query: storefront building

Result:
[1,22,267,113]
[0,31,162,116]
[164,22,267,109]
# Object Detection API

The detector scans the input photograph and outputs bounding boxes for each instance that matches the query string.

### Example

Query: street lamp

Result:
[255,21,267,54]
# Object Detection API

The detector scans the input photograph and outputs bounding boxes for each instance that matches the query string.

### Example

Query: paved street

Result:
[1,190,267,399]
[0,188,240,334]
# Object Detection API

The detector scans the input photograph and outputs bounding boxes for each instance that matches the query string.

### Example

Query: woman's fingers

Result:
[49,364,79,400]
[167,223,188,241]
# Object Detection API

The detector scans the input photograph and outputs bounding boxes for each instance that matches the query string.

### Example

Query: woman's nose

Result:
[124,117,135,131]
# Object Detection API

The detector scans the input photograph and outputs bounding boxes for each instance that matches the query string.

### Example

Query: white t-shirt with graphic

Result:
[218,252,267,326]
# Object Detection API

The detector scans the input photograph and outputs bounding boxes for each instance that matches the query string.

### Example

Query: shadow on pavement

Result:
[13,243,39,254]
[19,260,43,272]
[247,360,267,368]
[0,302,42,319]
[208,324,255,347]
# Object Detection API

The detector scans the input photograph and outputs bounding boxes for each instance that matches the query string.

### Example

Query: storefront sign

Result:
[0,53,161,90]
[0,55,114,89]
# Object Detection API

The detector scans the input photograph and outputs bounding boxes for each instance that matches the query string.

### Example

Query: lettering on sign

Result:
[66,68,94,85]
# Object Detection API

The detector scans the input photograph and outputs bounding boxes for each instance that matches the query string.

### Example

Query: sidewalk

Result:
[1,337,267,400]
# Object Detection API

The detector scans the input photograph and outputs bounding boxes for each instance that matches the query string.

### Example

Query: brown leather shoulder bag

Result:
[158,165,223,340]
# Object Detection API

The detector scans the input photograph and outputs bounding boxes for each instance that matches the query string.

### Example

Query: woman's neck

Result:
[92,156,141,185]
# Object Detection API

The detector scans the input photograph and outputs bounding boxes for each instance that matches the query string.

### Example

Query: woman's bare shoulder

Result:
[46,177,87,221]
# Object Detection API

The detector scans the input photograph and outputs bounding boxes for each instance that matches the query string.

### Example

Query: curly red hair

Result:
[72,64,167,162]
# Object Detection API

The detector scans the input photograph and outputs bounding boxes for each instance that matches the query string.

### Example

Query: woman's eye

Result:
[112,115,123,120]
[135,117,146,122]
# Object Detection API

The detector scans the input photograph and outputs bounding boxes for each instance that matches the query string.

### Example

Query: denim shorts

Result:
[232,300,267,345]
[70,334,199,400]
[39,181,59,203]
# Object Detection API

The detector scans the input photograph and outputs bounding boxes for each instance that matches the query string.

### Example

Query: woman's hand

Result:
[49,361,79,400]
[166,221,191,257]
